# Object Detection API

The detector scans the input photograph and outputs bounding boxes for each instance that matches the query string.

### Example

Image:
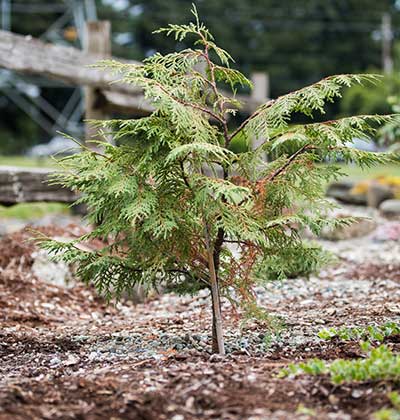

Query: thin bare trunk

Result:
[211,293,219,353]
[204,225,225,355]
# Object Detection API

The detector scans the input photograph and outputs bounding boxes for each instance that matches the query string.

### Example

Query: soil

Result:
[1,216,400,419]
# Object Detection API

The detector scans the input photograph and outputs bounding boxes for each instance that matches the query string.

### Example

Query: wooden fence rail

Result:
[0,27,268,116]
[0,28,153,116]
[0,166,77,206]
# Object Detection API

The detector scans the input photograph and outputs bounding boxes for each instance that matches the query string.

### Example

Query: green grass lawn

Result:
[0,202,69,219]
[0,155,57,168]
[337,163,400,180]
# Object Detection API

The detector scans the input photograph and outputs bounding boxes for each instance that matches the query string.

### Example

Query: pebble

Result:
[49,357,61,366]
[209,354,224,363]
[171,415,184,420]
[88,351,101,362]
[64,355,79,366]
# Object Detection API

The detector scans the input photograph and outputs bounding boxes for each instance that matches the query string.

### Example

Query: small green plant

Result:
[374,392,400,420]
[380,95,400,148]
[318,322,400,343]
[296,404,317,417]
[38,6,398,354]
[280,343,400,385]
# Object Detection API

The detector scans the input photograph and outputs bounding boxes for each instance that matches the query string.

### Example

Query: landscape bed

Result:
[1,210,400,419]
[1,10,400,419]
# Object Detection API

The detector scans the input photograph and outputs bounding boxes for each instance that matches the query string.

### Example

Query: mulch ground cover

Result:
[1,225,400,419]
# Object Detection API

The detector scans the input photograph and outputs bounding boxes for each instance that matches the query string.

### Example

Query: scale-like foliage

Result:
[39,6,398,354]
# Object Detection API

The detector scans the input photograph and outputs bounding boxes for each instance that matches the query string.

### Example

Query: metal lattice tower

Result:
[0,0,98,138]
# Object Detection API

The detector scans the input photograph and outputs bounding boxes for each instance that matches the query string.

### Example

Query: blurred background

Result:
[1,0,400,221]
[2,0,400,153]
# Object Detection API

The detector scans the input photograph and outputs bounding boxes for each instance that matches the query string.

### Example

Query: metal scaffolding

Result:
[0,0,98,138]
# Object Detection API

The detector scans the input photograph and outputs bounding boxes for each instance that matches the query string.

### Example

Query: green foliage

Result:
[256,241,332,280]
[340,72,400,117]
[318,322,400,343]
[228,130,250,154]
[380,95,400,148]
[37,9,399,349]
[374,392,400,420]
[339,72,400,148]
[280,343,400,385]
[296,404,317,417]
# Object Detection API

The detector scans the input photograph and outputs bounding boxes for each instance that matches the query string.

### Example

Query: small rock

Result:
[171,415,184,420]
[209,354,224,363]
[380,199,400,219]
[328,394,339,405]
[373,221,400,242]
[320,217,376,241]
[247,373,257,382]
[351,389,363,399]
[386,304,400,314]
[64,354,79,366]
[367,183,394,208]
[49,357,61,366]
[31,249,74,287]
[185,396,195,409]
[0,219,26,236]
[88,351,100,361]
[326,180,366,205]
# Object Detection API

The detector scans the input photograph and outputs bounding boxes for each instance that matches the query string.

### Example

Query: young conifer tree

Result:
[39,6,398,355]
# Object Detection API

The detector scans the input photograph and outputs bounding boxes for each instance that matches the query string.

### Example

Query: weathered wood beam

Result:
[0,29,266,115]
[0,166,77,206]
[0,28,153,114]
[0,29,140,95]
[84,21,111,141]
[102,90,154,115]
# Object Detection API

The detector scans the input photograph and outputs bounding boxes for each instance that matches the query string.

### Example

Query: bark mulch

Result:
[1,226,400,420]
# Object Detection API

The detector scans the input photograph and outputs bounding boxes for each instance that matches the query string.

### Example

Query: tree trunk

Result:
[209,267,225,355]
[211,288,224,354]
[204,226,225,355]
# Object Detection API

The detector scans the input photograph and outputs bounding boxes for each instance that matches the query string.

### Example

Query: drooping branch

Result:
[228,102,274,144]
[227,73,379,144]
[266,144,310,182]
[150,78,225,124]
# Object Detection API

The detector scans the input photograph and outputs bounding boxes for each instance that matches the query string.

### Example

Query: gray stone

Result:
[31,249,75,287]
[380,199,400,219]
[0,218,27,236]
[326,180,366,205]
[320,217,376,241]
[209,353,225,362]
[367,183,394,208]
[49,357,61,366]
[373,221,400,242]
